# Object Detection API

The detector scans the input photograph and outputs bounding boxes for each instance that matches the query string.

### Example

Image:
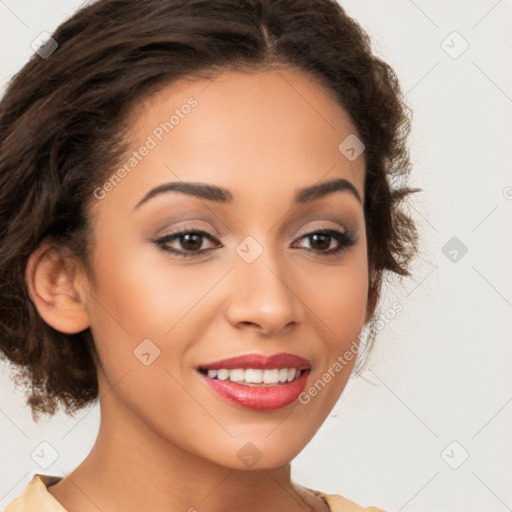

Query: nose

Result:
[225,245,305,336]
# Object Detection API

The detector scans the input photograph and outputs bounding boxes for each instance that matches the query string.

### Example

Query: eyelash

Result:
[153,226,356,259]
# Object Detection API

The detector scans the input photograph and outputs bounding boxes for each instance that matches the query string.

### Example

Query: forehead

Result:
[99,67,366,211]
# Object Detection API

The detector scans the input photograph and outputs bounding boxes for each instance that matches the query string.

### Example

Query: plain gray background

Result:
[1,1,511,511]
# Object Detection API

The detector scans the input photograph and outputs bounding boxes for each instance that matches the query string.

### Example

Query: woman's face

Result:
[81,67,369,469]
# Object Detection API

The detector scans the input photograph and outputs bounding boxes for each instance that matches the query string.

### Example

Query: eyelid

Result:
[295,221,349,238]
[152,219,220,239]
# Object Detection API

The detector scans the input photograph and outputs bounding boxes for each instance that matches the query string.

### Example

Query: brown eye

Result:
[292,229,356,256]
[308,232,332,251]
[179,232,204,251]
[154,228,221,257]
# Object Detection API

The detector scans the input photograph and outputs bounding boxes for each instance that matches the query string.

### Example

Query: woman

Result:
[0,0,420,510]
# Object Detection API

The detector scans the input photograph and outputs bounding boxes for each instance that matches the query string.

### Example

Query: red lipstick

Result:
[197,353,311,411]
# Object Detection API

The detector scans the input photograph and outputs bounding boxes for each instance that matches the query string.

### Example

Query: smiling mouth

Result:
[197,367,309,386]
[197,366,311,411]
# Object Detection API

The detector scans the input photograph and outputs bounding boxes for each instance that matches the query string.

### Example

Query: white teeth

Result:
[216,369,229,381]
[203,367,303,385]
[286,368,297,382]
[263,369,280,384]
[245,369,263,383]
[229,369,245,382]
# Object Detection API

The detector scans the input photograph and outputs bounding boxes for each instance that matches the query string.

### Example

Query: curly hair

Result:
[0,0,420,420]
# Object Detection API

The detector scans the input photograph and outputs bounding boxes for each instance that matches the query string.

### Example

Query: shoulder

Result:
[4,475,389,512]
[4,474,66,512]
[305,486,389,512]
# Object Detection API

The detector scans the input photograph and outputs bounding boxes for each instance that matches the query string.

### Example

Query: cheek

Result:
[86,237,223,339]
[83,239,232,404]
[296,271,368,430]
[84,245,213,444]
[303,245,369,345]
[298,246,369,405]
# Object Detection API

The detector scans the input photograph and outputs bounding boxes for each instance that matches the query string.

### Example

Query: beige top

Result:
[5,473,387,512]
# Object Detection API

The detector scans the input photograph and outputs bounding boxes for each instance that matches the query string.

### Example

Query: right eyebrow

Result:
[134,181,233,210]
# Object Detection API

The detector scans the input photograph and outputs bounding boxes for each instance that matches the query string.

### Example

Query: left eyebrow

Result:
[133,177,362,210]
[294,178,362,204]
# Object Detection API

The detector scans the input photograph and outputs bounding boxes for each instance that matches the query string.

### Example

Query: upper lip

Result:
[198,353,311,371]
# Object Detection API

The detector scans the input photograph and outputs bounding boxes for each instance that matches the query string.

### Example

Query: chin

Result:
[198,432,310,471]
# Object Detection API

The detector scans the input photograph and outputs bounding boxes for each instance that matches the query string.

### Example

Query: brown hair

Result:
[0,0,420,420]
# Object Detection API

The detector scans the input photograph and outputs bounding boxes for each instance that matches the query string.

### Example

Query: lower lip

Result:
[199,371,309,411]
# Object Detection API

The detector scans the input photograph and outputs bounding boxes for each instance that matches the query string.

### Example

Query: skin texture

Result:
[27,68,370,512]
